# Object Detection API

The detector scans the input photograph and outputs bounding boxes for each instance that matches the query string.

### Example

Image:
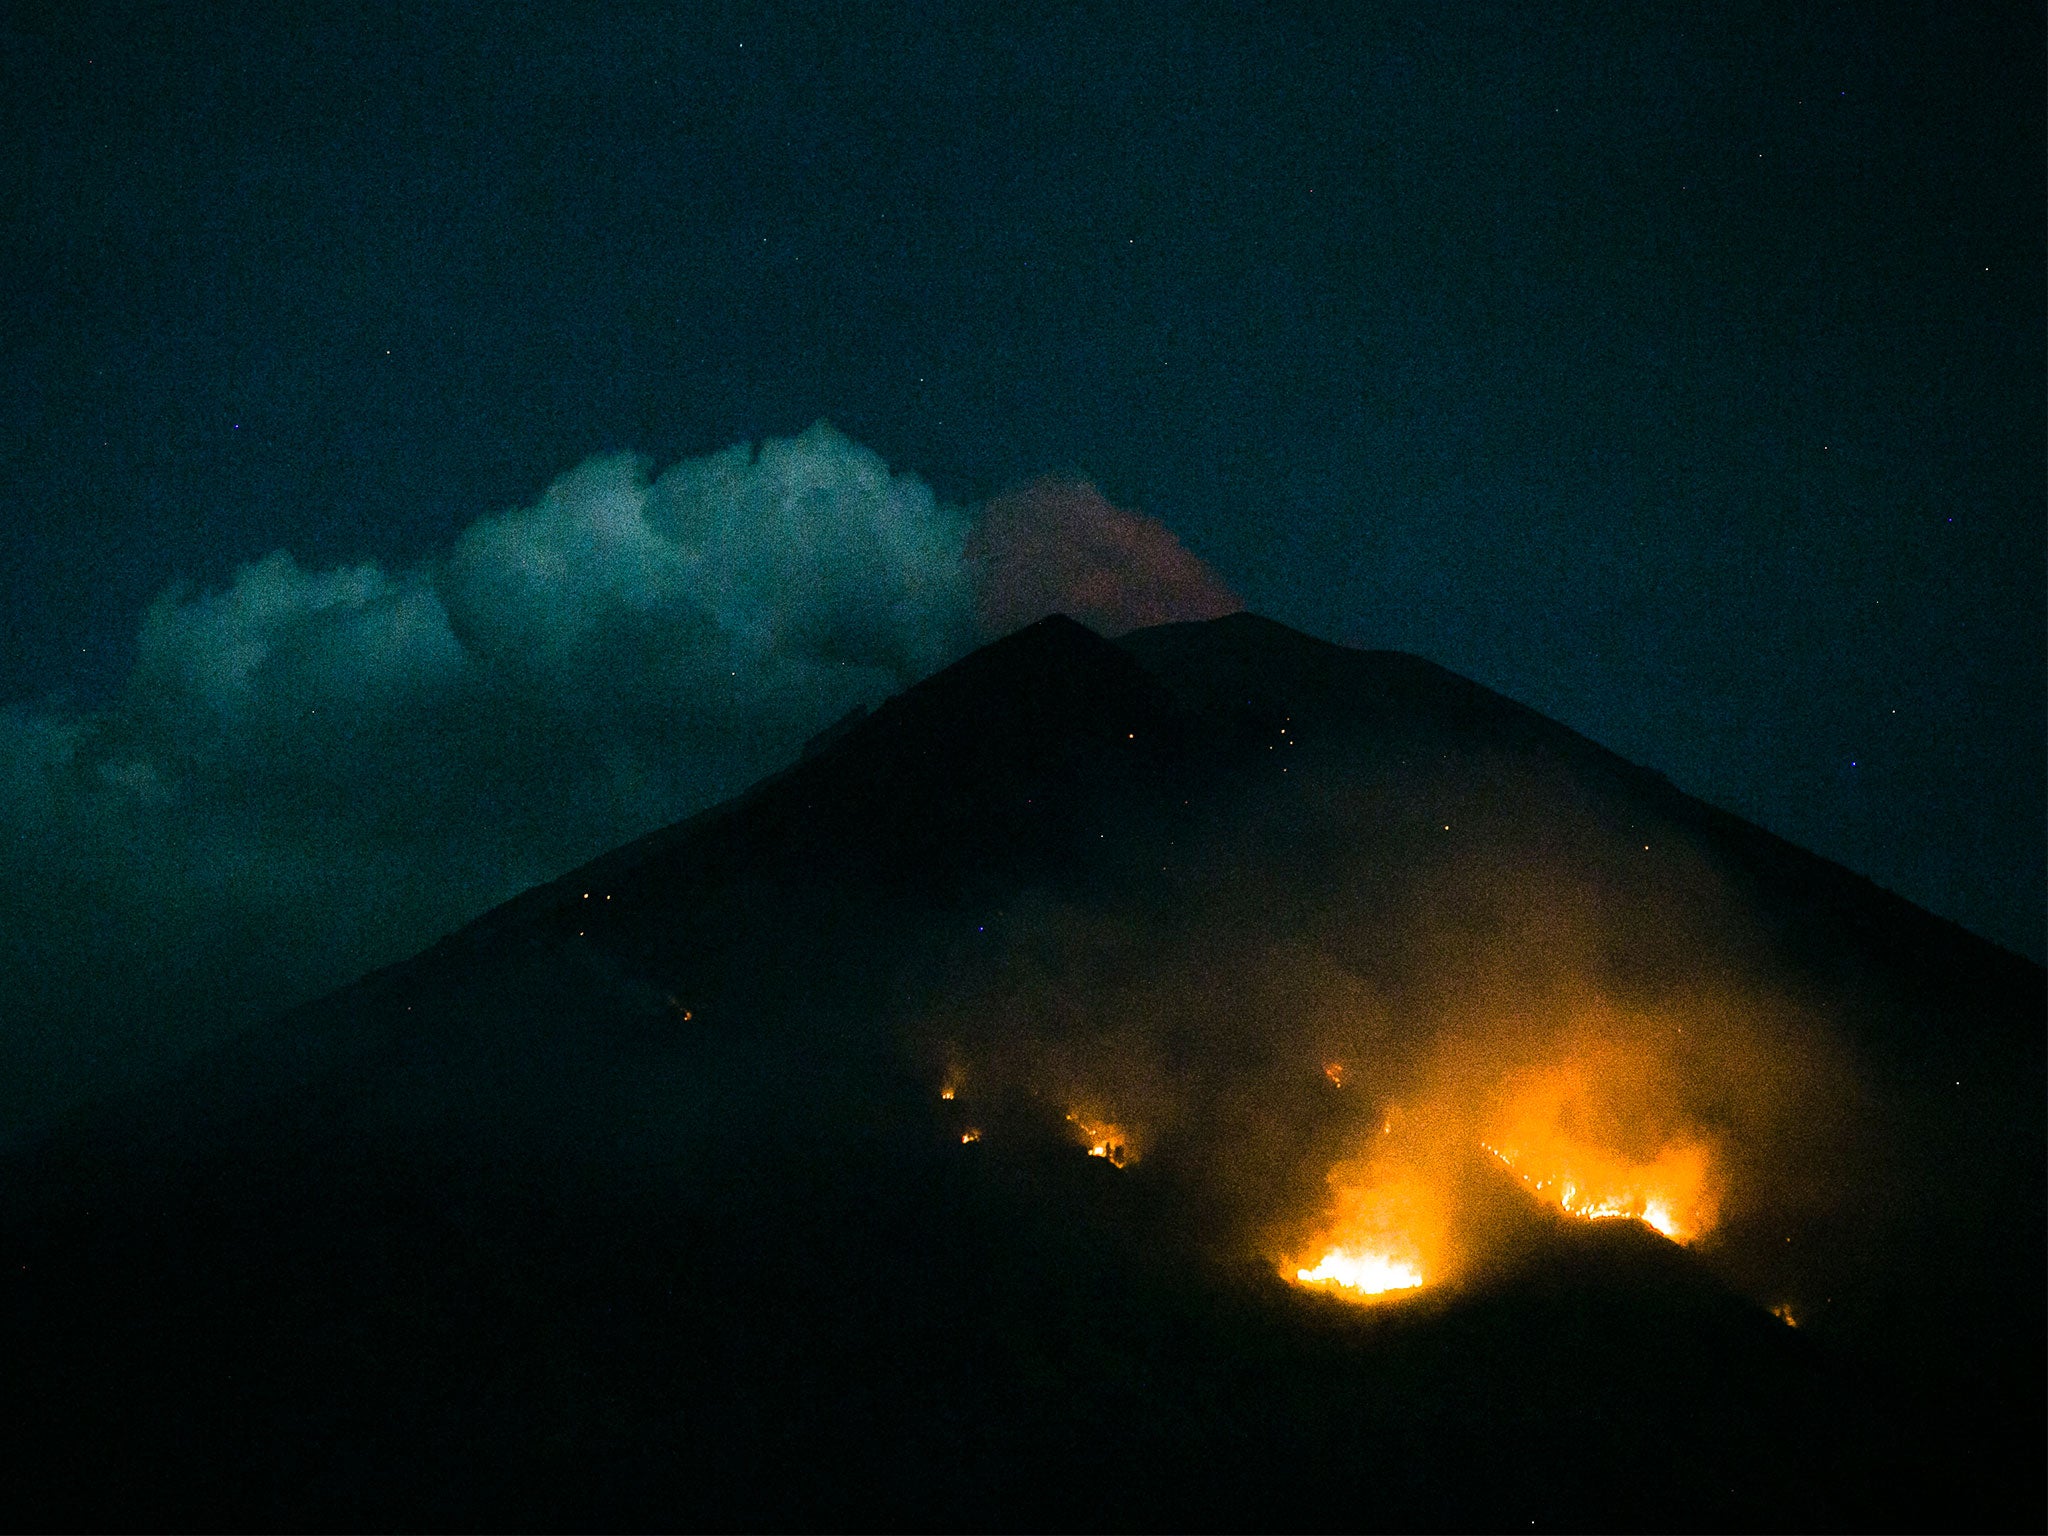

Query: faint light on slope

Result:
[1065,1111,1133,1166]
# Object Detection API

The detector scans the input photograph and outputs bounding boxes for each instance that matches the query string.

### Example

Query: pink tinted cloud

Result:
[964,479,1242,639]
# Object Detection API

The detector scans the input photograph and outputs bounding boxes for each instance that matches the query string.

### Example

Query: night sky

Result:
[0,1,2040,1121]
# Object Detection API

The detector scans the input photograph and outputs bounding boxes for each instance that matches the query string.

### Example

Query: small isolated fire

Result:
[1482,1065,1715,1243]
[1287,1166,1440,1304]
[1064,1112,1132,1167]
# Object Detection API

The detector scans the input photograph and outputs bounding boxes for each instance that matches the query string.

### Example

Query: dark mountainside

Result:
[3,613,2041,1531]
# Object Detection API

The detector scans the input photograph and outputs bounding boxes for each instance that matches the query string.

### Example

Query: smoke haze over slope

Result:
[893,643,1877,1319]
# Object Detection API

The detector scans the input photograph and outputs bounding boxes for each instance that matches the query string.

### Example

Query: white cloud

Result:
[0,423,977,1136]
[0,420,1243,1137]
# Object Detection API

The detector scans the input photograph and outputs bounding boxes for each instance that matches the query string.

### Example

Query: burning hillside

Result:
[1285,1059,1719,1304]
[1481,1062,1716,1245]
[914,864,1851,1329]
[1291,1162,1438,1298]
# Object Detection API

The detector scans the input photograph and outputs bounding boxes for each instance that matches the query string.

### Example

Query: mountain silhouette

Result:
[3,613,2040,1530]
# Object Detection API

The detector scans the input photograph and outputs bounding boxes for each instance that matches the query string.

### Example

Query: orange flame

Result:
[1296,1248,1423,1296]
[1287,1165,1442,1303]
[1482,1066,1715,1243]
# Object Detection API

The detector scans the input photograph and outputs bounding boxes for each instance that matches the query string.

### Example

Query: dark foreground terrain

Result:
[3,615,2041,1529]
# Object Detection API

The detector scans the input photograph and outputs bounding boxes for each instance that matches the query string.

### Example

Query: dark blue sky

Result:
[2,0,2041,957]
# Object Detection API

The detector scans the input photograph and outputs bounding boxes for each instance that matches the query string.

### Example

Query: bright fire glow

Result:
[1482,1066,1715,1243]
[959,1128,981,1144]
[1295,1249,1422,1296]
[1287,1166,1440,1305]
[940,1085,956,1101]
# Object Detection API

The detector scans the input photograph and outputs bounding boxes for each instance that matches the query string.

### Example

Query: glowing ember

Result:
[940,1085,956,1101]
[959,1128,981,1144]
[1323,1062,1346,1086]
[1771,1304,1798,1327]
[1064,1112,1132,1167]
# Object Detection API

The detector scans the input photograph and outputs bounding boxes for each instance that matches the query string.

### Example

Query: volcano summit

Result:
[4,614,2040,1529]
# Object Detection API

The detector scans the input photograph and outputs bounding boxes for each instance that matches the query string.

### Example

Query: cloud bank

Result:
[0,424,1237,1134]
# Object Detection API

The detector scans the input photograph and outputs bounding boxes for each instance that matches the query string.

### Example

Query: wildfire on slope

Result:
[1296,1248,1423,1296]
[1479,1063,1717,1243]
[1283,1041,1728,1306]
[921,907,1824,1321]
[1288,1160,1443,1302]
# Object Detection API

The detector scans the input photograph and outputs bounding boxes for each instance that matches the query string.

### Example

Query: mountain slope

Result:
[3,613,2040,1530]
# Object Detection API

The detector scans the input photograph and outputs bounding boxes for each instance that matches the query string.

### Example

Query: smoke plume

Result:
[965,478,1242,639]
